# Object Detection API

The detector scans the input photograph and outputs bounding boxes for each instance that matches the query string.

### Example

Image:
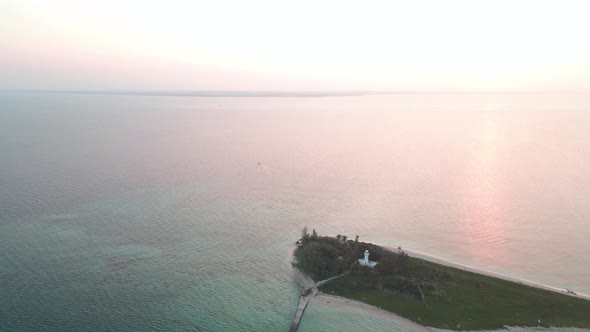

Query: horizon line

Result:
[1,89,589,98]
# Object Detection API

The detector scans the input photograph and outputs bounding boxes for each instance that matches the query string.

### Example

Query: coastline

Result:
[293,239,590,331]
[378,244,590,301]
[316,234,589,300]
[311,293,434,331]
[311,294,590,332]
[289,244,316,289]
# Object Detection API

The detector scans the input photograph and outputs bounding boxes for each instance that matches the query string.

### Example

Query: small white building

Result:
[358,249,378,268]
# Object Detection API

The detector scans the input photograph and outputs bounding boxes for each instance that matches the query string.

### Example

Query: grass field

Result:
[319,256,590,330]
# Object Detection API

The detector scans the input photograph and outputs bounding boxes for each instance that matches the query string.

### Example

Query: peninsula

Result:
[292,228,590,331]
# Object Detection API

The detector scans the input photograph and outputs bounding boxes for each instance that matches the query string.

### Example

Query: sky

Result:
[1,0,590,91]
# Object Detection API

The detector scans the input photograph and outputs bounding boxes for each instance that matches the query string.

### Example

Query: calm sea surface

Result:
[1,92,589,331]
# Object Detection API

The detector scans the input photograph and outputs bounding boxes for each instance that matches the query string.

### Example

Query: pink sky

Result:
[2,0,590,91]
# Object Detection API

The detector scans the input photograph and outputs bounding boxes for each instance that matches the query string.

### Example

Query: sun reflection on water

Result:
[460,111,511,268]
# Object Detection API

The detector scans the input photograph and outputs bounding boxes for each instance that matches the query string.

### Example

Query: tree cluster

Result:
[294,227,402,281]
[294,228,356,280]
[376,251,410,276]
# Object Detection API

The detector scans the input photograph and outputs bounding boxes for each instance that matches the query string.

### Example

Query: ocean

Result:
[1,92,589,331]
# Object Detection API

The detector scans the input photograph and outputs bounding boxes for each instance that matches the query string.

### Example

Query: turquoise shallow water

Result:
[1,92,589,331]
[1,184,301,331]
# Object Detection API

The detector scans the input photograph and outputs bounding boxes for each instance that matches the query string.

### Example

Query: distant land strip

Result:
[2,90,580,97]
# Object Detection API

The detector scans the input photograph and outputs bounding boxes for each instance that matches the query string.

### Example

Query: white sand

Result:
[293,240,589,331]
[312,294,590,332]
[311,294,435,331]
[380,244,590,301]
[292,267,315,289]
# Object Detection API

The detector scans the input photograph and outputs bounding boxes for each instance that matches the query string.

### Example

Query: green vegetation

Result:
[294,229,590,330]
[293,227,385,281]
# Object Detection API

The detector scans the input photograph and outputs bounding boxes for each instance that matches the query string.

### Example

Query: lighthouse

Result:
[358,249,378,268]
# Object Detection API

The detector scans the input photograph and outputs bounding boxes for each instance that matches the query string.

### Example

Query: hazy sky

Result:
[2,0,590,91]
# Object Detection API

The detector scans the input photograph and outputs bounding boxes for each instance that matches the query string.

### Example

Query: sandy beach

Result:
[379,244,590,301]
[295,240,590,331]
[311,293,435,331]
[311,294,590,332]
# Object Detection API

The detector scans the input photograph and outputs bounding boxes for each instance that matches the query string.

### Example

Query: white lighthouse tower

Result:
[358,249,378,268]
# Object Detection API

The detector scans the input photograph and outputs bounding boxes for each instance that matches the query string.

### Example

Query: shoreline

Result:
[311,293,435,331]
[291,243,590,332]
[292,238,590,331]
[289,244,316,289]
[318,234,589,300]
[377,244,590,301]
[311,294,590,332]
